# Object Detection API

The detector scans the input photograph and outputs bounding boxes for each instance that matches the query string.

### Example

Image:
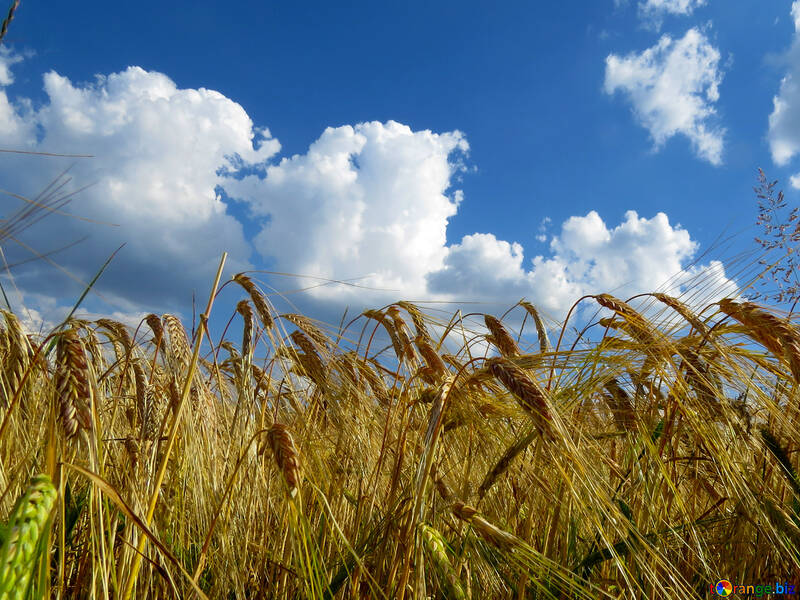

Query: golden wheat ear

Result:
[484,314,520,358]
[233,273,274,329]
[55,328,93,440]
[267,423,301,499]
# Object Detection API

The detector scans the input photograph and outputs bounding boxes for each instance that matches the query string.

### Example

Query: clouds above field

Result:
[604,27,725,165]
[426,210,736,315]
[768,2,800,167]
[0,54,734,326]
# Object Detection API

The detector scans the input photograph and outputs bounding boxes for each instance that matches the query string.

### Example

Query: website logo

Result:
[714,580,733,596]
[712,580,797,597]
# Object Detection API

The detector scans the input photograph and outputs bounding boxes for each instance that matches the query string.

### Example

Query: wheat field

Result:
[0,253,798,599]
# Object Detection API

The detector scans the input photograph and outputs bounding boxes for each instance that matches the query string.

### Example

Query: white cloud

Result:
[767,1,800,166]
[604,28,725,165]
[790,173,800,189]
[0,57,279,315]
[427,210,734,319]
[0,55,735,329]
[224,120,468,300]
[638,0,707,30]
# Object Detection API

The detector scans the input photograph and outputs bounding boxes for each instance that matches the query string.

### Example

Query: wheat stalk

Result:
[289,330,326,387]
[594,294,655,346]
[603,377,635,431]
[415,336,448,382]
[1,311,31,409]
[281,313,329,349]
[396,301,431,342]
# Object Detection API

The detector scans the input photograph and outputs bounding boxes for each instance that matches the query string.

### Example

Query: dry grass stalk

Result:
[0,473,57,598]
[55,328,93,440]
[484,315,520,358]
[233,273,274,329]
[267,423,301,498]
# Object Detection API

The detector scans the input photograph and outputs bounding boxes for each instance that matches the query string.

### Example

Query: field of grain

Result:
[0,250,799,599]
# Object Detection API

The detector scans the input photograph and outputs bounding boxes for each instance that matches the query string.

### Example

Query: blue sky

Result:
[0,0,797,333]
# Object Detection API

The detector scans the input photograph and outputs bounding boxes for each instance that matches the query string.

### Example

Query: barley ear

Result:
[418,524,466,600]
[268,423,301,499]
[0,473,57,599]
[233,274,274,329]
[484,315,520,358]
[55,328,93,440]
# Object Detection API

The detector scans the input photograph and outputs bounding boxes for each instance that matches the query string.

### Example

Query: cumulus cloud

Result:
[638,0,707,30]
[604,28,725,165]
[0,54,279,317]
[0,53,735,330]
[224,120,468,300]
[427,210,734,318]
[767,2,800,166]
